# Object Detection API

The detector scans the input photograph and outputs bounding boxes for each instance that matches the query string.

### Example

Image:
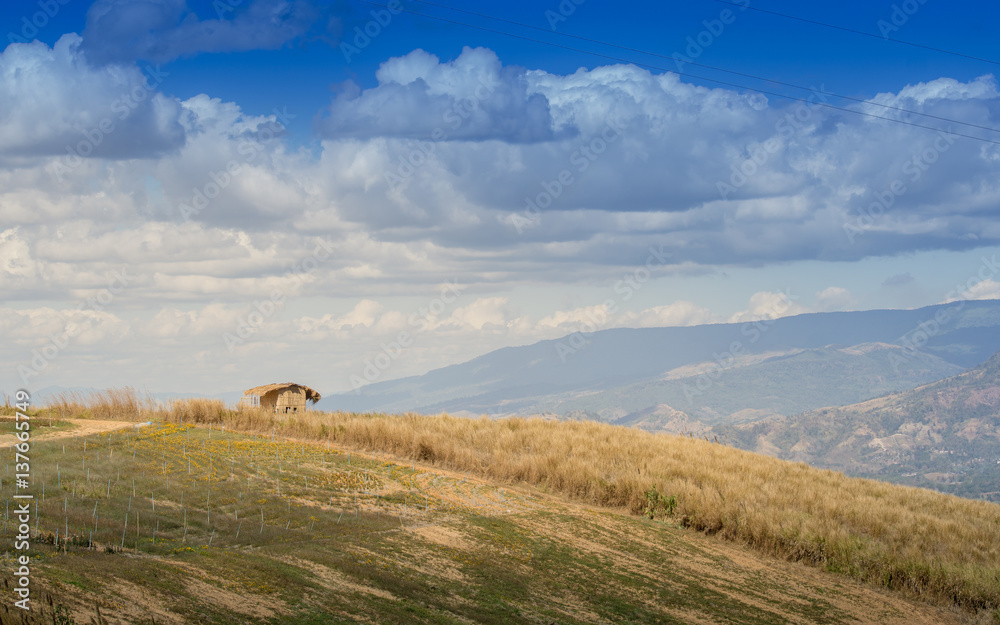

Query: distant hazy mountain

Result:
[537,343,962,424]
[721,349,1000,501]
[322,300,1000,423]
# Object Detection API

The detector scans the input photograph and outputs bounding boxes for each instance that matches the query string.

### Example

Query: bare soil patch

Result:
[0,418,140,448]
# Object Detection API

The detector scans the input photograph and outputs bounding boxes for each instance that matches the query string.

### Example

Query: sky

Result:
[2,0,1000,398]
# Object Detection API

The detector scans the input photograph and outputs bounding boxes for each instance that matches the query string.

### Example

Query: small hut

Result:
[241,383,321,413]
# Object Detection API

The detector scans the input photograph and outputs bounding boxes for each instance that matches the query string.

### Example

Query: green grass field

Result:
[0,422,965,624]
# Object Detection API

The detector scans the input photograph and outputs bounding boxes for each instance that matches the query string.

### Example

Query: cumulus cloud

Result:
[0,228,37,288]
[80,0,320,65]
[447,297,512,330]
[535,300,715,334]
[0,35,186,160]
[1,305,132,391]
[296,300,387,339]
[536,304,617,333]
[959,278,1000,301]
[316,47,564,143]
[621,302,716,328]
[5,50,1000,312]
[142,303,244,339]
[310,51,1000,268]
[729,291,807,323]
[815,286,856,311]
[865,75,999,110]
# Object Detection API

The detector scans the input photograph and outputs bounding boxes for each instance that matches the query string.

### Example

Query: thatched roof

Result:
[242,383,321,403]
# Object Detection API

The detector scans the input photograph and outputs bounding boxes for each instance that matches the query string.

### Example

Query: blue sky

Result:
[2,0,999,396]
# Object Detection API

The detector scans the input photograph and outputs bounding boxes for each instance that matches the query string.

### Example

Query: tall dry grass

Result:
[169,397,229,423]
[48,389,1000,614]
[1,392,14,417]
[44,387,159,421]
[41,388,230,423]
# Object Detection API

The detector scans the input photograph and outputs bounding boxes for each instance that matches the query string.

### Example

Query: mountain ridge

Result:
[321,299,1000,420]
[718,347,1000,500]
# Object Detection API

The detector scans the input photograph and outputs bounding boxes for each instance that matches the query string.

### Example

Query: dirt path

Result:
[0,418,142,448]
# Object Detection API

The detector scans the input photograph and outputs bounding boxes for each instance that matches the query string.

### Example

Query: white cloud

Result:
[316,47,563,143]
[447,297,512,330]
[142,304,243,340]
[620,302,715,328]
[866,75,998,109]
[307,53,1000,271]
[0,228,38,288]
[959,278,1000,301]
[536,304,615,333]
[297,300,384,339]
[815,286,856,311]
[535,300,715,334]
[0,35,185,159]
[0,306,131,350]
[729,291,807,323]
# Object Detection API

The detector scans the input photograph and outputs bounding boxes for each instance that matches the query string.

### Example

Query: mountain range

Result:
[322,299,1000,422]
[720,349,1000,501]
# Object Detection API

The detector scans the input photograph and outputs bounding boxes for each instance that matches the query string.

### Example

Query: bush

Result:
[643,487,678,520]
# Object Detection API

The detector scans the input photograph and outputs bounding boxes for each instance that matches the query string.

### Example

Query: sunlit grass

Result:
[34,386,1000,614]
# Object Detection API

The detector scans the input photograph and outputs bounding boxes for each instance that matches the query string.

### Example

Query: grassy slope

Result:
[0,423,965,624]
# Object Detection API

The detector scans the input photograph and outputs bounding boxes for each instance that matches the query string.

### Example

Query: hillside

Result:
[14,391,1000,624]
[322,300,1000,424]
[1,418,965,624]
[720,350,1000,501]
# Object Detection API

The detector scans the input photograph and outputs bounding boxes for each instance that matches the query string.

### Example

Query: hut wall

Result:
[259,390,279,412]
[274,387,307,412]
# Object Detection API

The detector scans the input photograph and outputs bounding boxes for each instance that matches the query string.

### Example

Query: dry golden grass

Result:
[169,397,229,423]
[46,387,1000,615]
[45,387,159,421]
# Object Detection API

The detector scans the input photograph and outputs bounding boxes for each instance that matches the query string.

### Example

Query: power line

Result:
[709,0,1000,67]
[407,0,1000,136]
[355,0,1000,147]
